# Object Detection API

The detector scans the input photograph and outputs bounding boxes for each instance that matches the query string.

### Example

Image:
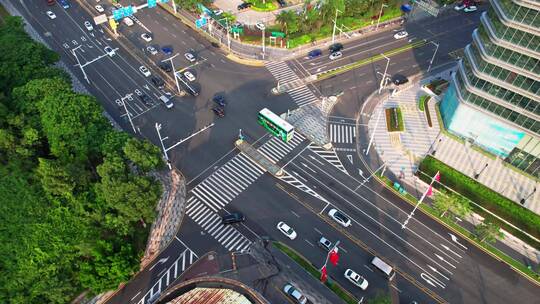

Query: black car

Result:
[211,42,220,48]
[392,74,409,85]
[237,2,252,10]
[212,106,225,117]
[159,62,172,72]
[139,94,152,106]
[277,0,286,7]
[222,212,245,224]
[213,94,226,107]
[329,43,344,53]
[151,76,164,88]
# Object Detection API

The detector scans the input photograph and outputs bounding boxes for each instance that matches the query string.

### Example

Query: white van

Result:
[159,95,173,109]
[371,257,395,280]
[123,17,134,27]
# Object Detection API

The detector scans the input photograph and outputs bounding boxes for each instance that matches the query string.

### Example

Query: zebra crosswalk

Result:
[308,143,348,174]
[139,248,197,304]
[257,133,306,163]
[278,170,328,203]
[329,123,356,144]
[186,197,252,252]
[266,61,318,107]
[186,132,307,252]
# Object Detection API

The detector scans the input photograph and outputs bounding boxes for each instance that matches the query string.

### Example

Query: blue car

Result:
[213,94,226,107]
[308,49,322,59]
[161,46,173,55]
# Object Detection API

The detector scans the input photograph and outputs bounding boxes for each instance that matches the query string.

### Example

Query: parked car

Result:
[147,45,158,55]
[159,95,174,109]
[464,5,477,12]
[84,21,93,31]
[222,212,245,224]
[213,9,223,16]
[95,5,104,13]
[277,221,297,240]
[329,42,343,53]
[162,46,173,55]
[277,0,287,8]
[237,2,252,10]
[391,74,409,85]
[122,17,134,26]
[104,46,115,57]
[307,49,322,59]
[139,65,151,77]
[454,3,466,10]
[141,33,152,42]
[283,283,307,304]
[46,11,56,19]
[393,30,408,39]
[212,106,225,117]
[139,94,152,106]
[329,51,342,60]
[318,236,333,251]
[213,94,226,107]
[344,269,369,290]
[255,22,265,30]
[151,76,164,89]
[159,62,172,72]
[184,52,196,62]
[183,71,196,82]
[328,208,351,227]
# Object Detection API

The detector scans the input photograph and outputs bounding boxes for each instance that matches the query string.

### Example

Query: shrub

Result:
[418,95,430,112]
[385,107,404,132]
[418,155,540,249]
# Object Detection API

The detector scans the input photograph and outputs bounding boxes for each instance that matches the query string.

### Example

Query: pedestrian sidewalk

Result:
[364,67,540,270]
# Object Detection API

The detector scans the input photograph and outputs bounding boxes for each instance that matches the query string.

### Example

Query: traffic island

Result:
[235,139,283,177]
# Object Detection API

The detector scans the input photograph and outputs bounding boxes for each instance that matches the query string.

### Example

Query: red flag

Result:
[426,185,433,197]
[434,171,440,182]
[320,265,327,282]
[329,248,339,266]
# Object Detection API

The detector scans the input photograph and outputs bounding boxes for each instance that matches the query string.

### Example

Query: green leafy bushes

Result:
[418,155,540,249]
[385,107,404,132]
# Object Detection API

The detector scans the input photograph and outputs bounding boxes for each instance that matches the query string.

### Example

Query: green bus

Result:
[258,108,295,142]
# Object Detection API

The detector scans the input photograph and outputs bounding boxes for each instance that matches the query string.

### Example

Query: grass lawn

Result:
[247,0,278,12]
[418,95,429,112]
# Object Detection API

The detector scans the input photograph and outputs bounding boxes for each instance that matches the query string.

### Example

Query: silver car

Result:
[283,283,307,304]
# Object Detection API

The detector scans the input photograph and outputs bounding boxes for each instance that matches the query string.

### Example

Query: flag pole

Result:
[401,171,440,229]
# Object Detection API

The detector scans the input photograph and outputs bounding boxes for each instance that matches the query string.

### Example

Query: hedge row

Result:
[418,155,540,249]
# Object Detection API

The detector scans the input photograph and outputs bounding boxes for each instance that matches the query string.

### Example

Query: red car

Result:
[212,106,225,118]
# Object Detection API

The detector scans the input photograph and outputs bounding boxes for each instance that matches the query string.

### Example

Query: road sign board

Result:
[148,0,157,8]
[93,14,108,25]
[195,18,207,28]
[271,31,285,38]
[112,9,124,20]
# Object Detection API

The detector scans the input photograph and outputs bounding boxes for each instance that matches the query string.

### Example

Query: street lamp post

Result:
[155,123,171,169]
[427,41,440,72]
[121,94,136,134]
[162,54,182,94]
[262,26,266,59]
[71,45,89,83]
[220,17,231,52]
[376,4,388,30]
[378,53,390,94]
[331,9,341,44]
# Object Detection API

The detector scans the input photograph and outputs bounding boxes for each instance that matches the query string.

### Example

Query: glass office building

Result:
[440,0,540,177]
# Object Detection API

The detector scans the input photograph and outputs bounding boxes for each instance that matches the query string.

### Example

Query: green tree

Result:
[475,220,504,244]
[433,191,471,219]
[368,292,391,304]
[123,138,164,172]
[174,0,212,12]
[275,10,298,35]
[36,158,76,198]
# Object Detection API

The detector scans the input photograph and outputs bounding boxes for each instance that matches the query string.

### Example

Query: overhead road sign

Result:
[93,14,108,25]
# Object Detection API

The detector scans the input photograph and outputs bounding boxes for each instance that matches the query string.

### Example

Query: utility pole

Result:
[121,94,136,133]
[331,9,341,44]
[220,17,231,52]
[427,41,440,72]
[162,54,182,94]
[376,4,388,30]
[378,53,390,94]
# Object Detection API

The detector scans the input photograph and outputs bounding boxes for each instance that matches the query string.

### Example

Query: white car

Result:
[104,46,115,57]
[393,30,408,39]
[464,5,477,12]
[184,52,196,62]
[329,51,342,60]
[454,3,466,10]
[147,45,158,55]
[183,71,196,82]
[328,208,351,227]
[46,11,56,19]
[213,9,223,16]
[139,66,151,77]
[344,269,369,290]
[256,22,265,30]
[95,5,104,13]
[277,221,297,240]
[84,21,93,31]
[141,33,152,42]
[283,284,307,304]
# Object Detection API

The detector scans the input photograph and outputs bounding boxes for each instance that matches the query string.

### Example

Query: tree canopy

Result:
[0,16,164,303]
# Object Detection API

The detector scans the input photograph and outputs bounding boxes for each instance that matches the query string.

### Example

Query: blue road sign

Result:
[123,6,134,17]
[160,0,169,3]
[195,18,207,28]
[112,9,124,20]
[148,0,157,8]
